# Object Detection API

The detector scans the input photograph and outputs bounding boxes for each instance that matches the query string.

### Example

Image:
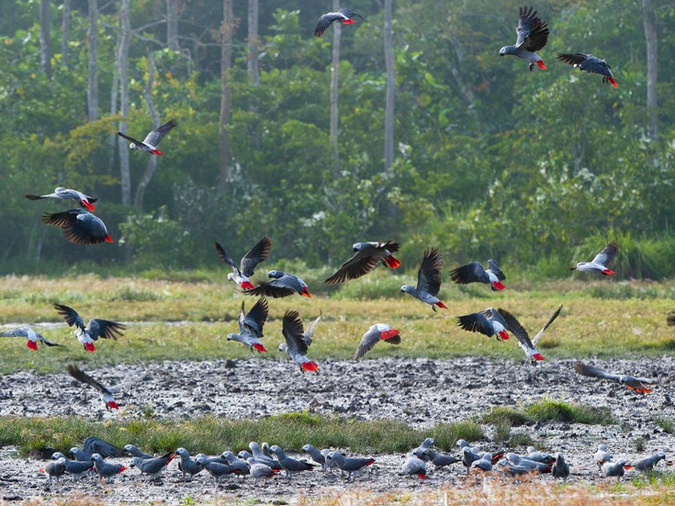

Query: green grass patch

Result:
[0,414,483,457]
[0,276,673,374]
[482,399,614,427]
[655,417,675,434]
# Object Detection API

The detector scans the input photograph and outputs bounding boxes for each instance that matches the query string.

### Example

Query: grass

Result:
[482,399,615,426]
[0,413,483,457]
[0,276,673,374]
[655,417,675,434]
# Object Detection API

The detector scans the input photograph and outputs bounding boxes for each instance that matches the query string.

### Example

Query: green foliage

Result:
[482,399,614,427]
[655,417,675,434]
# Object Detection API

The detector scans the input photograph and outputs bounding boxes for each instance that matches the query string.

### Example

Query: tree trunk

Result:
[61,0,71,68]
[134,52,159,208]
[40,0,52,79]
[642,0,658,142]
[167,0,180,51]
[329,0,341,175]
[218,0,235,192]
[117,0,132,206]
[383,0,395,173]
[247,0,259,85]
[87,0,99,122]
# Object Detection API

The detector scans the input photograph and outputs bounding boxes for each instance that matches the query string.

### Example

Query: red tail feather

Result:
[240,281,255,290]
[498,330,509,341]
[602,269,614,275]
[342,19,355,24]
[492,281,505,290]
[609,77,618,88]
[26,340,38,351]
[84,342,96,352]
[118,466,128,473]
[532,353,545,361]
[108,401,119,410]
[84,202,95,212]
[302,361,318,372]
[417,472,428,480]
[105,234,113,243]
[536,60,547,70]
[365,459,376,466]
[149,149,163,155]
[380,329,400,340]
[435,301,448,309]
[385,255,401,269]
[253,343,268,353]
[301,288,312,298]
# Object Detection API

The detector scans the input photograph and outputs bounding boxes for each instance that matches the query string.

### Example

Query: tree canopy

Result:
[0,0,673,277]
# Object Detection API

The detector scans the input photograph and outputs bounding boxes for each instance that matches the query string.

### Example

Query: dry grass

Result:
[0,276,673,374]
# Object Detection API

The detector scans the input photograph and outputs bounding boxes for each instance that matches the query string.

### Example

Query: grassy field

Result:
[0,275,673,374]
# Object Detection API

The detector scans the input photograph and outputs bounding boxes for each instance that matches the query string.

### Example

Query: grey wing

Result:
[82,436,123,459]
[54,303,85,329]
[487,259,506,281]
[244,281,295,298]
[240,236,272,277]
[244,296,268,337]
[314,12,342,37]
[142,118,178,147]
[214,241,238,270]
[283,310,307,355]
[67,365,113,396]
[450,262,488,285]
[324,252,379,285]
[456,311,494,337]
[0,328,29,338]
[516,6,549,51]
[497,308,534,349]
[353,329,380,360]
[116,131,144,145]
[86,319,126,341]
[573,361,621,381]
[591,241,618,267]
[303,313,322,346]
[417,248,443,296]
[532,305,562,346]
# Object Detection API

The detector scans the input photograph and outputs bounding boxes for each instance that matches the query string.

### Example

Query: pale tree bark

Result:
[329,0,341,175]
[167,0,180,51]
[383,0,395,173]
[247,0,259,85]
[218,0,235,192]
[61,0,71,68]
[117,0,132,206]
[40,0,52,79]
[134,52,159,208]
[87,0,99,122]
[642,0,658,142]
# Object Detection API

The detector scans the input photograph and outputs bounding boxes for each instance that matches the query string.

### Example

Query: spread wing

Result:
[214,241,238,270]
[497,308,534,349]
[353,328,381,360]
[417,248,443,296]
[244,281,295,298]
[0,327,60,346]
[450,262,488,285]
[243,296,268,337]
[67,365,114,396]
[81,436,123,459]
[303,313,322,346]
[86,319,126,341]
[241,236,272,277]
[487,259,506,281]
[516,6,549,52]
[283,310,307,355]
[557,53,613,77]
[324,253,379,285]
[314,12,341,37]
[532,305,563,346]
[42,210,109,245]
[591,241,618,267]
[456,310,494,337]
[54,303,85,329]
[116,131,144,145]
[573,361,621,381]
[142,118,178,147]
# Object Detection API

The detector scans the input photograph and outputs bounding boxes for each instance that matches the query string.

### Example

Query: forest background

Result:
[0,0,673,281]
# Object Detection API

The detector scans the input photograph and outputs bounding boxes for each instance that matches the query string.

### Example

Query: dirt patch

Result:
[1,356,674,504]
